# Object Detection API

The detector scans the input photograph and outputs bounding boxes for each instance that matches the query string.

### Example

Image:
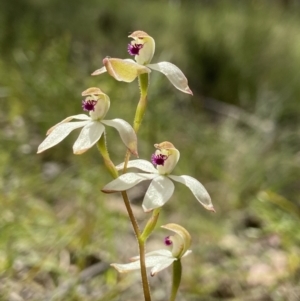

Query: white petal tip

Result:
[73,149,88,155]
[187,88,193,95]
[130,149,139,157]
[127,141,138,157]
[91,68,106,76]
[207,205,216,213]
[110,264,126,273]
[142,205,153,213]
[142,205,152,212]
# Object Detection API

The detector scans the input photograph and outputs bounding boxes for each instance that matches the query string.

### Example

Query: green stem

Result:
[169,259,182,301]
[132,72,153,301]
[121,191,151,301]
[97,134,151,301]
[137,234,151,301]
[122,149,131,174]
[97,134,118,178]
[97,136,141,238]
[134,73,149,133]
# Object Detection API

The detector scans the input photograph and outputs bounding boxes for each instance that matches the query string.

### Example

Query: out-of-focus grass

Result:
[1,0,300,300]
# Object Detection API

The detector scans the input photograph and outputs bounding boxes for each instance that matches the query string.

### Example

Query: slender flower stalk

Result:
[110,67,152,300]
[97,134,119,179]
[134,73,149,133]
[122,72,149,172]
[137,228,151,301]
[96,128,152,301]
[125,71,153,301]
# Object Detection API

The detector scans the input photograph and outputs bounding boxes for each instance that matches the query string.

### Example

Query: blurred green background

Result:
[1,0,300,300]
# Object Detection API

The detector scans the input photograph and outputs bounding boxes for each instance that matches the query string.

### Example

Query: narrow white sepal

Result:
[102,173,158,192]
[73,122,105,154]
[181,250,192,258]
[168,175,215,211]
[101,119,138,156]
[142,176,175,212]
[147,62,193,95]
[46,114,90,135]
[150,258,176,276]
[111,250,175,275]
[115,159,158,173]
[111,248,191,275]
[37,121,89,153]
[130,249,173,261]
[91,66,107,76]
[111,261,141,273]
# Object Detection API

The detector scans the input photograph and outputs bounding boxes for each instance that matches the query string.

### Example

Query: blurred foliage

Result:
[1,0,300,300]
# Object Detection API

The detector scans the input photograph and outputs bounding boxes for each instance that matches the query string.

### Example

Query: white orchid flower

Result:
[111,223,192,276]
[102,142,214,212]
[37,87,138,155]
[92,31,193,95]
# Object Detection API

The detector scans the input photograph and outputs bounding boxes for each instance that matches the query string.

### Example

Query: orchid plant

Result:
[37,30,214,301]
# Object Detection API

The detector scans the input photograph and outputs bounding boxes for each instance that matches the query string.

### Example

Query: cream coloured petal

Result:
[150,257,176,276]
[37,121,89,153]
[102,173,158,193]
[111,260,141,273]
[132,249,191,263]
[91,66,107,76]
[168,175,215,212]
[111,250,174,274]
[147,62,193,95]
[101,119,138,156]
[181,250,192,258]
[101,58,151,82]
[144,253,173,268]
[142,176,175,212]
[73,122,105,154]
[131,249,173,261]
[116,159,157,173]
[46,114,90,135]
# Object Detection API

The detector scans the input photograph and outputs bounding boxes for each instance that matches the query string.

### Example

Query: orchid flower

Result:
[102,141,214,212]
[92,30,193,95]
[111,223,192,276]
[37,87,138,155]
